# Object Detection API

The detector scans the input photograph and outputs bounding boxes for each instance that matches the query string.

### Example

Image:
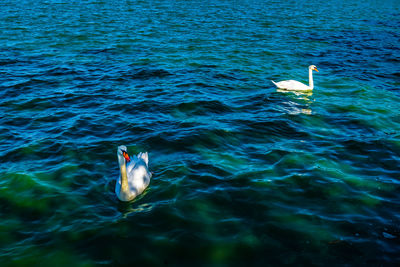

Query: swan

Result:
[116,145,152,201]
[271,65,319,91]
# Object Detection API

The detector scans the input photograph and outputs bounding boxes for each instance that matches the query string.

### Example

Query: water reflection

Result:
[277,89,313,115]
[116,191,154,218]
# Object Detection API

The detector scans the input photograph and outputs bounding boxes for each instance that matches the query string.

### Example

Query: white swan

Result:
[271,65,319,91]
[116,145,152,201]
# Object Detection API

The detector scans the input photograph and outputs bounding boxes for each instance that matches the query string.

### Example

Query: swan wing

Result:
[126,155,138,173]
[272,80,311,91]
[126,152,149,173]
[127,153,151,195]
[137,152,149,166]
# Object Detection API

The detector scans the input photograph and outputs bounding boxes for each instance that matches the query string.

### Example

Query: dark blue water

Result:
[1,0,400,265]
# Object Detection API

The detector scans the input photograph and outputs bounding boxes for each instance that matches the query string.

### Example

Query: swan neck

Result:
[119,159,129,193]
[308,68,314,89]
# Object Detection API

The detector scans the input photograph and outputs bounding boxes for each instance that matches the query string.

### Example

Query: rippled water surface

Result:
[1,0,400,265]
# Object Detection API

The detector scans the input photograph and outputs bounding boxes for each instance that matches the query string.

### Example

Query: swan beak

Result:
[315,68,319,72]
[123,151,131,162]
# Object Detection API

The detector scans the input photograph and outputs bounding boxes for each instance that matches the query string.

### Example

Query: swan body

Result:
[116,145,152,201]
[271,65,318,91]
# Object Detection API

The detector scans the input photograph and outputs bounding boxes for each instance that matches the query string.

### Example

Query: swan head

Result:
[309,65,319,72]
[117,145,131,164]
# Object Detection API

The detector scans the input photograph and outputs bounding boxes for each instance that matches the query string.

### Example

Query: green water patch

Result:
[0,217,24,253]
[34,164,80,189]
[1,243,94,267]
[310,158,394,215]
[163,196,262,263]
[0,172,56,216]
[148,157,190,202]
[315,157,393,190]
[237,167,276,186]
[194,145,247,175]
[0,172,93,265]
[316,83,400,140]
[268,207,335,244]
[0,164,106,231]
[270,150,317,177]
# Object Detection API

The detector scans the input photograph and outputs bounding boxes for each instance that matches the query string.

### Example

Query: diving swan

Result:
[116,145,152,201]
[271,65,319,91]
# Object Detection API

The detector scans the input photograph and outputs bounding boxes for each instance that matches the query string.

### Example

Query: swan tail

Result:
[271,80,278,87]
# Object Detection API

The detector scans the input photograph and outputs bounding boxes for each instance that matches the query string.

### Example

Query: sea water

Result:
[0,0,399,265]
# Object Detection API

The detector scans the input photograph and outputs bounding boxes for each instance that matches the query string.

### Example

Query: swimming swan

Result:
[116,145,152,201]
[271,65,319,91]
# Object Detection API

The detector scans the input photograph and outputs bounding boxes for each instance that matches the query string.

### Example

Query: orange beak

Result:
[315,68,319,72]
[123,151,131,162]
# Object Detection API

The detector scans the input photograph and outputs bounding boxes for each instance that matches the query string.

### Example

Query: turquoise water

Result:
[1,0,400,265]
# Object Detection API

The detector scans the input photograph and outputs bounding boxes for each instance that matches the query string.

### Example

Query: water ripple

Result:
[1,0,400,265]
